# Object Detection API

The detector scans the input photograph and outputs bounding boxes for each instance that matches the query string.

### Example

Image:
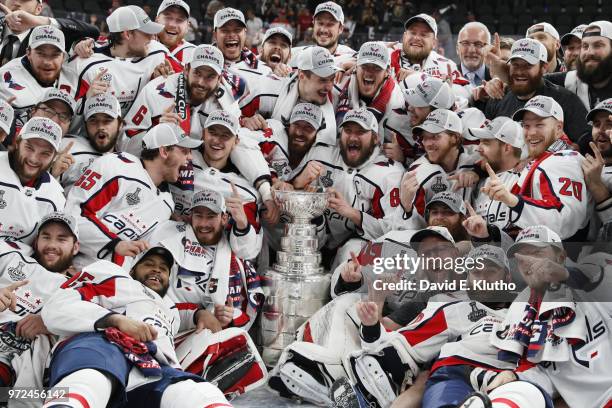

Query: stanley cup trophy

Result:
[260,189,331,366]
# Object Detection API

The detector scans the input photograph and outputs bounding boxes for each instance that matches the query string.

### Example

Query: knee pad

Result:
[161,379,231,408]
[43,369,113,408]
[176,327,267,398]
[269,341,348,406]
[343,332,419,408]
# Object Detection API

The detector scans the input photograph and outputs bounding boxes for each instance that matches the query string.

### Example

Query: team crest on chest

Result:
[431,176,447,193]
[319,170,333,187]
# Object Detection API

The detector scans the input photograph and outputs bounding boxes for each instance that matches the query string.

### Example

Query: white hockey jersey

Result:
[406,148,479,218]
[148,224,264,332]
[389,48,469,86]
[169,150,263,260]
[306,145,404,247]
[64,41,182,117]
[508,150,591,240]
[118,71,242,156]
[41,260,181,370]
[0,57,77,132]
[0,241,65,372]
[332,74,412,150]
[472,169,521,232]
[57,134,104,195]
[166,39,196,65]
[0,152,66,245]
[64,152,174,265]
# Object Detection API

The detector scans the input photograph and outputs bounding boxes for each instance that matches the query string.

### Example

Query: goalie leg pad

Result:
[269,342,348,406]
[177,327,267,397]
[343,332,419,407]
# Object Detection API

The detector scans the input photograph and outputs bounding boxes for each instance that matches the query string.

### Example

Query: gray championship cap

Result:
[37,212,79,240]
[410,226,456,248]
[357,41,390,69]
[20,117,63,151]
[467,244,509,271]
[403,76,454,109]
[507,225,563,258]
[526,22,560,41]
[340,107,378,133]
[586,98,612,122]
[157,0,190,16]
[560,24,588,46]
[314,1,344,24]
[290,103,323,130]
[513,95,564,122]
[191,188,227,213]
[0,98,14,135]
[298,46,340,78]
[508,38,548,65]
[40,88,76,115]
[107,5,164,34]
[142,123,202,149]
[213,7,246,29]
[84,92,122,120]
[263,26,293,45]
[190,44,224,74]
[29,25,66,54]
[404,13,437,37]
[413,109,463,136]
[425,191,467,216]
[204,110,240,135]
[468,116,524,149]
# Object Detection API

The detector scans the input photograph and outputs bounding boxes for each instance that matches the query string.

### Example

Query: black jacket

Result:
[0,16,99,61]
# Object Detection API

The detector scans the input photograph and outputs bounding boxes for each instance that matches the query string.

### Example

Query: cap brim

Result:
[404,17,435,33]
[507,241,561,258]
[139,21,164,34]
[314,10,342,23]
[157,4,190,16]
[404,89,430,108]
[205,121,237,135]
[467,127,496,140]
[135,246,175,268]
[85,108,120,120]
[290,117,320,130]
[425,199,462,215]
[560,33,579,46]
[413,122,445,135]
[586,107,612,122]
[190,61,222,75]
[340,118,372,131]
[176,137,203,149]
[37,217,78,239]
[357,58,387,70]
[264,32,292,45]
[513,107,553,121]
[31,42,67,56]
[508,54,539,65]
[20,134,58,150]
[216,18,246,29]
[410,229,453,247]
[311,65,340,78]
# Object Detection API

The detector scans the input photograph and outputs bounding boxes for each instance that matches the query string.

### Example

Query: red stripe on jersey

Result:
[430,356,503,374]
[370,186,385,218]
[46,393,91,408]
[111,251,125,266]
[302,322,313,342]
[176,302,200,310]
[400,308,448,346]
[76,79,90,100]
[204,404,233,408]
[521,172,563,211]
[414,187,426,216]
[260,141,276,156]
[164,54,184,73]
[244,201,260,232]
[491,398,520,408]
[81,178,120,241]
[77,277,117,301]
[603,400,612,408]
[241,98,261,118]
[125,128,144,138]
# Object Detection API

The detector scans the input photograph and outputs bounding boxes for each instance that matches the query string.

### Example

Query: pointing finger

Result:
[0,3,11,14]
[164,103,176,114]
[590,142,604,163]
[485,163,498,180]
[230,181,239,197]
[58,141,75,155]
[94,68,108,81]
[465,201,477,217]
[350,251,360,266]
[7,280,29,291]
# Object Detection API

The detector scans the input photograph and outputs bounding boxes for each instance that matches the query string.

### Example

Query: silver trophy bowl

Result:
[274,189,329,224]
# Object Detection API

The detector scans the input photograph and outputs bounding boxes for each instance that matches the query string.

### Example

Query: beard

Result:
[195,226,224,246]
[577,52,612,85]
[340,138,376,167]
[288,133,316,159]
[404,46,432,63]
[429,218,468,241]
[187,81,216,106]
[35,251,73,273]
[509,74,543,97]
[88,130,118,153]
[9,150,51,183]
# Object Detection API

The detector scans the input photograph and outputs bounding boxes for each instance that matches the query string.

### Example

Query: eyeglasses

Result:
[458,41,488,50]
[35,105,72,123]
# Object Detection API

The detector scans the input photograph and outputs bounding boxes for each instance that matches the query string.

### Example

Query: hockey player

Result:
[526,22,566,74]
[468,116,524,234]
[0,25,76,132]
[390,13,467,84]
[57,92,122,194]
[560,25,586,71]
[582,99,612,230]
[258,27,293,72]
[150,189,267,397]
[242,46,339,145]
[170,111,265,260]
[64,123,201,267]
[155,0,195,65]
[397,75,456,163]
[29,88,76,138]
[0,117,65,246]
[333,41,410,157]
[289,1,355,68]
[460,225,612,408]
[213,8,264,72]
[239,103,327,252]
[32,212,79,275]
[119,44,241,156]
[293,108,403,266]
[399,109,479,221]
[481,95,590,241]
[67,5,182,116]
[40,246,232,408]
[0,97,14,148]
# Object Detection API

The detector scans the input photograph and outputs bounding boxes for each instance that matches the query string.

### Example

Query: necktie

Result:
[468,72,482,86]
[0,35,18,66]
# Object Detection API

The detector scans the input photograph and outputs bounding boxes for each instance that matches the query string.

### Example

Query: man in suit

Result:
[0,0,98,67]
[456,22,491,87]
